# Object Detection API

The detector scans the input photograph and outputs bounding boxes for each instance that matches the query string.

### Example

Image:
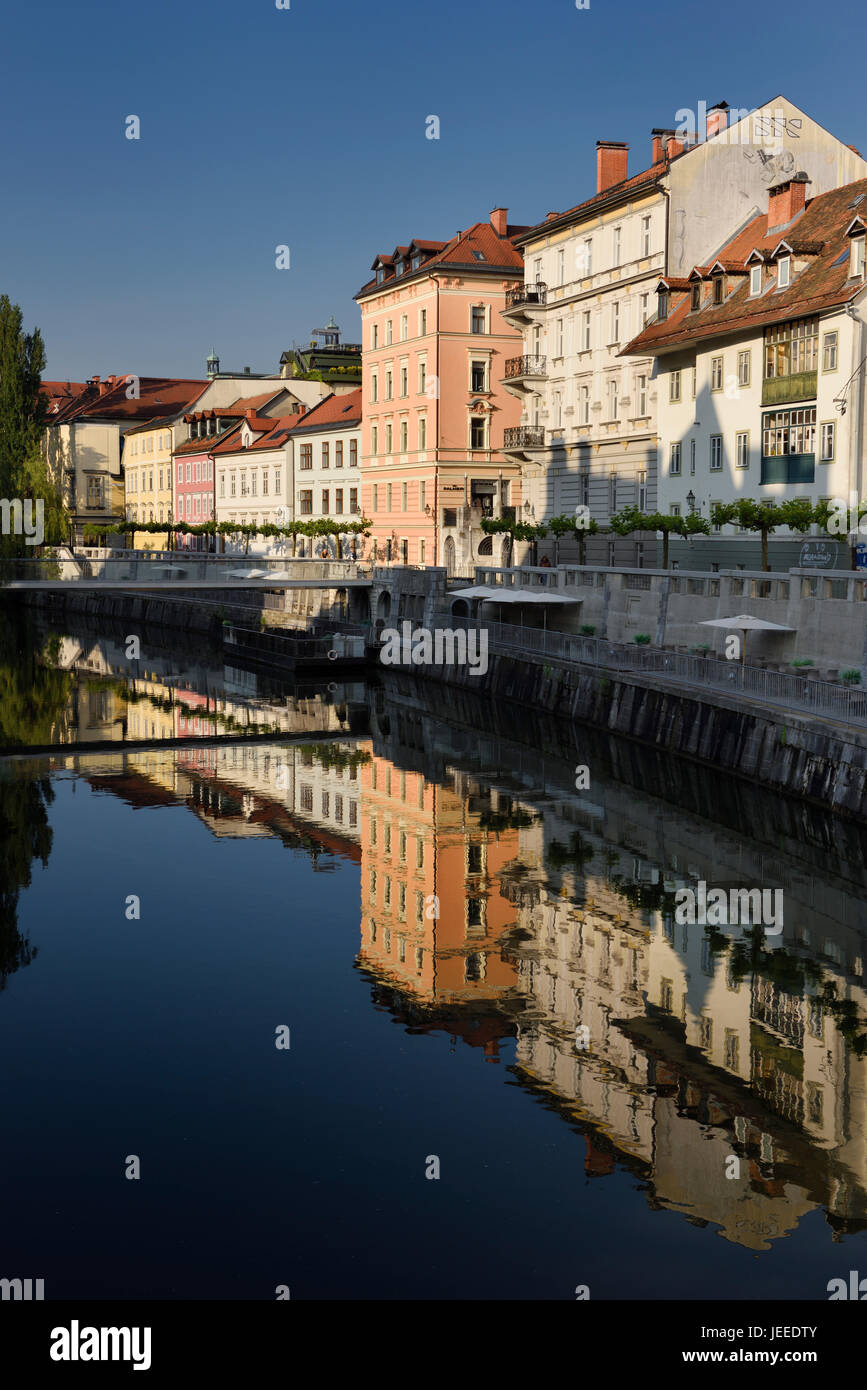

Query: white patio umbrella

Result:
[699,613,794,666]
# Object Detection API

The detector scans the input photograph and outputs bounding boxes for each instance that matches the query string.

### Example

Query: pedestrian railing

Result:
[439,614,867,726]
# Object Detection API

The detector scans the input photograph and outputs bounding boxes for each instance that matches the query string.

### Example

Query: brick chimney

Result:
[768,172,809,230]
[546,211,560,221]
[596,141,628,194]
[651,129,670,163]
[665,134,685,159]
[706,102,728,140]
[490,207,508,237]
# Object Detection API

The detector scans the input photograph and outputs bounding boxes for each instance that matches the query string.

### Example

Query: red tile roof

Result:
[621,177,867,358]
[357,221,524,298]
[514,159,669,246]
[290,388,361,430]
[54,377,208,424]
[210,414,306,456]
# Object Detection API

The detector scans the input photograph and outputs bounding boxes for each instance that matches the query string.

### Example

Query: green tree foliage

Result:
[711,498,816,572]
[0,295,55,556]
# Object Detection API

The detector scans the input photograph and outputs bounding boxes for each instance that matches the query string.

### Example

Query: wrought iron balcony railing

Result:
[504,354,547,379]
[503,426,545,450]
[505,282,547,310]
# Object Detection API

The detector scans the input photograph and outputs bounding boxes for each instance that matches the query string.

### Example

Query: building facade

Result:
[504,97,867,567]
[623,174,867,569]
[355,212,526,571]
[285,389,362,556]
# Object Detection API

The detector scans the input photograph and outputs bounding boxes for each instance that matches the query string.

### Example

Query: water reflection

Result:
[2,611,867,1286]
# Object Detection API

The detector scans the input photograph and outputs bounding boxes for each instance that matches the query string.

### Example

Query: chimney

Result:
[596,141,628,194]
[246,409,255,422]
[665,134,685,160]
[490,207,508,237]
[706,102,728,140]
[546,211,560,221]
[651,129,669,163]
[768,172,809,230]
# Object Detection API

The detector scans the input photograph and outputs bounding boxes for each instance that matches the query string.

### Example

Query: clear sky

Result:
[1,0,860,380]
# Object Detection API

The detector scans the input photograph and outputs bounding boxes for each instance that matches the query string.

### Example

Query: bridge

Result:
[0,553,373,591]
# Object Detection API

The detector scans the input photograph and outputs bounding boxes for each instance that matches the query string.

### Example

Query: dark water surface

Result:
[2,606,866,1299]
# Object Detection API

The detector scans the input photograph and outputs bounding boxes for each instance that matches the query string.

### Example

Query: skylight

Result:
[471,250,486,261]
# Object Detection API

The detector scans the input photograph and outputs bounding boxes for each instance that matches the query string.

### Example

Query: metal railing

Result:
[505,283,548,309]
[503,354,547,379]
[503,426,546,450]
[438,614,867,726]
[0,556,371,585]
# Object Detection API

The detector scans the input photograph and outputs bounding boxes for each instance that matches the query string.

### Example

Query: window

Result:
[642,215,651,257]
[299,489,313,514]
[386,482,392,510]
[553,390,562,427]
[334,487,343,513]
[609,472,617,513]
[371,374,378,403]
[418,360,427,394]
[736,432,750,468]
[711,356,723,391]
[400,365,408,397]
[419,539,425,564]
[613,225,622,266]
[611,301,620,343]
[737,350,751,387]
[557,248,565,284]
[470,417,487,449]
[750,263,762,296]
[821,421,836,461]
[640,292,649,325]
[419,481,426,510]
[471,360,487,392]
[385,370,392,400]
[580,384,590,424]
[710,435,723,470]
[582,238,592,276]
[349,487,358,512]
[764,317,818,377]
[713,275,724,305]
[372,484,378,512]
[670,442,682,475]
[471,305,486,334]
[691,282,701,311]
[762,407,816,475]
[419,308,427,335]
[385,423,393,453]
[670,503,681,517]
[230,473,236,497]
[608,379,619,420]
[823,331,838,371]
[376,267,385,286]
[372,323,379,348]
[371,425,378,455]
[556,318,564,356]
[777,255,791,289]
[335,441,343,468]
[386,319,393,345]
[851,236,865,278]
[419,417,426,450]
[635,374,647,415]
[691,366,697,398]
[638,469,647,511]
[186,462,191,482]
[400,314,408,340]
[321,489,330,514]
[219,473,225,498]
[300,444,312,470]
[582,310,592,351]
[658,291,669,320]
[669,369,681,403]
[275,469,281,491]
[400,421,408,452]
[350,439,358,466]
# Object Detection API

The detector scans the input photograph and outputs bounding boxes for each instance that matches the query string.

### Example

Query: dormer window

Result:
[851,235,866,279]
[411,253,421,271]
[658,290,669,320]
[691,282,701,311]
[750,264,762,296]
[713,275,724,305]
[376,266,385,285]
[777,255,791,289]
[395,258,404,277]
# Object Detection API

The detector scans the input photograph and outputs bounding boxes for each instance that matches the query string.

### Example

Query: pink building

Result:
[355,210,527,571]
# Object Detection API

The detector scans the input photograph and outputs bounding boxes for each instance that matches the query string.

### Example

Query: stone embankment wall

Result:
[414,647,867,819]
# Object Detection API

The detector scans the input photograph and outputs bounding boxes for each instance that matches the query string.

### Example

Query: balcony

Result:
[760,453,815,484]
[503,426,546,453]
[761,370,818,407]
[502,354,547,396]
[504,282,548,318]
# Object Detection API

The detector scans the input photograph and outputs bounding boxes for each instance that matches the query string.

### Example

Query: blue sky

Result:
[1,0,862,379]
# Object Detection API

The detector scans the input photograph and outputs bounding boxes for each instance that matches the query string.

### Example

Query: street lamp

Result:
[686,490,696,514]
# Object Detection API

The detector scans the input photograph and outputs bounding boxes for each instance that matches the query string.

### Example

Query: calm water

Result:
[1,604,866,1299]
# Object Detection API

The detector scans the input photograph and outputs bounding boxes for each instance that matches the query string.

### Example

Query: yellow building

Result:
[124,416,179,550]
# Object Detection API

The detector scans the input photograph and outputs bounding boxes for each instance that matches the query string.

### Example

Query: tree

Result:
[545,514,575,566]
[815,496,866,571]
[0,295,50,555]
[610,505,710,569]
[711,498,814,572]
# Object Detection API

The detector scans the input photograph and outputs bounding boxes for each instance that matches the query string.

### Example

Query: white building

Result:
[623,173,867,569]
[503,97,867,566]
[287,389,362,557]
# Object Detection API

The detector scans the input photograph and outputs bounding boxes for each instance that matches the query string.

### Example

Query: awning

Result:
[450,585,581,605]
[699,614,794,632]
